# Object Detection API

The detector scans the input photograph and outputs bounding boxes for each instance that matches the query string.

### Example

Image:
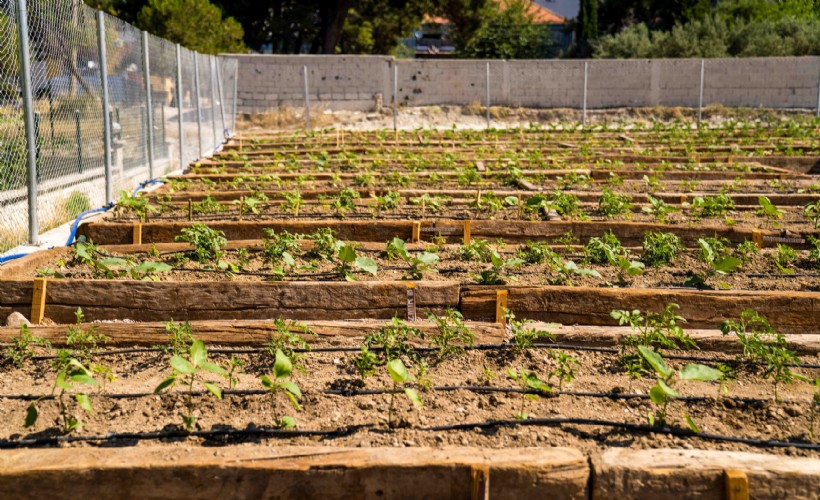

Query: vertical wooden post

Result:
[406,283,416,322]
[471,465,490,500]
[724,469,749,500]
[752,230,763,250]
[411,222,421,243]
[30,278,47,325]
[133,223,143,245]
[495,290,508,325]
[463,220,472,244]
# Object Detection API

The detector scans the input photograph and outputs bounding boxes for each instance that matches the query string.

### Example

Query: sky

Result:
[536,0,580,20]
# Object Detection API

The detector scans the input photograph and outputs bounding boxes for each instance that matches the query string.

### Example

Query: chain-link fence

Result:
[0,0,238,255]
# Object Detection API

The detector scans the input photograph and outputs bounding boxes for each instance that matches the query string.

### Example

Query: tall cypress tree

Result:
[576,0,599,57]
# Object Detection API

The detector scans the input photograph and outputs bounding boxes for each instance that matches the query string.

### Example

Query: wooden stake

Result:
[30,278,47,325]
[680,195,688,205]
[463,220,472,244]
[495,290,508,325]
[411,222,421,243]
[239,196,245,221]
[132,223,142,245]
[471,465,490,500]
[406,283,416,322]
[752,230,763,249]
[724,469,749,500]
[188,200,193,221]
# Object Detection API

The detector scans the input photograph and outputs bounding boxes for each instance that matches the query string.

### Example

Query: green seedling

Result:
[363,317,424,364]
[154,340,227,431]
[642,195,676,222]
[549,349,580,391]
[410,194,446,216]
[66,308,109,362]
[193,195,223,214]
[426,308,475,362]
[691,193,734,218]
[720,310,806,400]
[584,231,625,265]
[353,346,380,380]
[387,358,423,428]
[259,349,302,429]
[525,191,583,220]
[331,187,361,216]
[684,237,741,289]
[375,191,402,215]
[233,195,263,217]
[334,241,378,280]
[638,345,722,431]
[471,191,517,217]
[25,358,97,433]
[161,320,194,356]
[307,228,338,261]
[116,190,157,221]
[772,243,797,274]
[611,304,698,378]
[505,309,555,352]
[174,223,228,266]
[263,229,302,277]
[354,172,375,187]
[641,231,682,267]
[756,196,784,220]
[804,201,820,229]
[282,190,304,217]
[598,188,632,219]
[517,240,559,265]
[265,317,312,371]
[735,240,760,265]
[472,250,524,285]
[458,239,493,262]
[91,363,116,393]
[384,237,438,279]
[4,324,49,368]
[807,235,820,268]
[557,172,591,190]
[226,356,244,389]
[507,367,551,420]
[457,167,482,187]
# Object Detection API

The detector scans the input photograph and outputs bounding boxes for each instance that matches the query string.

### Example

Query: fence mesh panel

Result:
[0,1,235,256]
[0,0,27,253]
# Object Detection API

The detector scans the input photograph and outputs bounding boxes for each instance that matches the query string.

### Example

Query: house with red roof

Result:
[407,0,572,58]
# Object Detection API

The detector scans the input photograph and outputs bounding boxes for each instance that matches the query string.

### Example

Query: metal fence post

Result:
[15,0,38,244]
[209,55,218,150]
[175,44,184,169]
[303,66,311,130]
[485,62,491,129]
[141,31,155,179]
[815,62,820,117]
[392,61,398,133]
[233,62,238,133]
[193,53,203,157]
[582,61,588,126]
[215,57,227,138]
[75,109,83,174]
[698,59,705,124]
[97,10,113,205]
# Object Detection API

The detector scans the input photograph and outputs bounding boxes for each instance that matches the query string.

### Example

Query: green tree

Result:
[433,0,492,52]
[461,0,553,58]
[339,0,430,55]
[575,0,599,56]
[137,0,245,54]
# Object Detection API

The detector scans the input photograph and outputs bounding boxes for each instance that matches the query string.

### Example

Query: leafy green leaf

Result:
[637,345,673,378]
[170,355,196,374]
[657,378,680,398]
[199,360,227,376]
[387,358,412,383]
[714,256,741,274]
[135,261,173,274]
[69,373,98,387]
[416,252,439,265]
[404,388,423,407]
[354,256,378,275]
[154,376,176,393]
[75,393,93,413]
[273,349,293,379]
[280,415,296,428]
[679,363,723,382]
[684,413,700,433]
[190,340,207,367]
[280,380,302,399]
[203,382,222,399]
[649,384,669,405]
[338,244,357,263]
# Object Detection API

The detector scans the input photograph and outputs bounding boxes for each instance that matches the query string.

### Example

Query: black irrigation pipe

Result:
[0,385,792,408]
[1,417,818,451]
[22,343,820,369]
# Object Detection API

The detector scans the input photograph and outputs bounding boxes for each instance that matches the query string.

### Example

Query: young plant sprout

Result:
[426,308,475,362]
[154,340,227,431]
[386,358,422,428]
[506,367,551,420]
[259,349,302,429]
[25,358,98,434]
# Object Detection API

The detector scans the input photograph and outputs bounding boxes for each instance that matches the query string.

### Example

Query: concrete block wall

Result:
[234,55,820,112]
[234,54,393,113]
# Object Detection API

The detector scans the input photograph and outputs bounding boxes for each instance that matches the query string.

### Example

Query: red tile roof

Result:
[423,1,565,25]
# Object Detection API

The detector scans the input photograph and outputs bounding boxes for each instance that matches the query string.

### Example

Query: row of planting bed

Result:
[1,122,819,483]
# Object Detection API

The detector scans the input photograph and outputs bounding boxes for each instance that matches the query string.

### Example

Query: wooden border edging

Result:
[461,286,820,334]
[0,280,460,324]
[0,446,589,500]
[77,219,787,247]
[592,448,820,499]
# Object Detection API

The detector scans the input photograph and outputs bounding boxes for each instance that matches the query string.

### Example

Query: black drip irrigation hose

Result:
[1,417,817,451]
[0,385,795,408]
[24,342,820,369]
